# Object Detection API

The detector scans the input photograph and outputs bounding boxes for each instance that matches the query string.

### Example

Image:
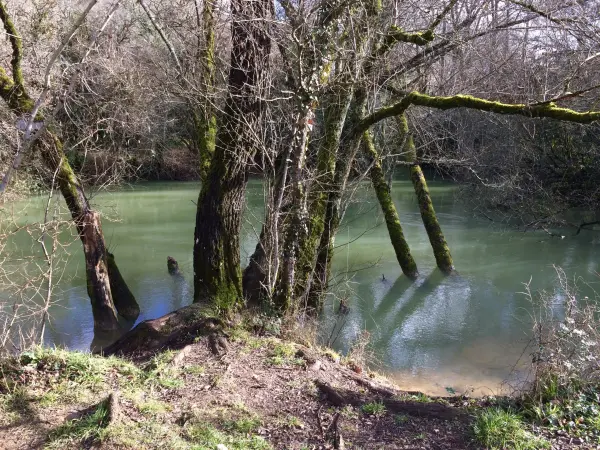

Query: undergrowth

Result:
[473,408,549,450]
[473,267,600,448]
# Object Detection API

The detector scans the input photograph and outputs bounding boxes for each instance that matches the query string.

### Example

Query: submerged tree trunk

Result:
[307,86,369,308]
[107,252,139,320]
[42,136,133,330]
[363,131,418,278]
[398,114,454,273]
[410,165,454,273]
[193,0,272,310]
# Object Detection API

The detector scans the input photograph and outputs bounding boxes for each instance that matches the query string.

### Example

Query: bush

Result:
[522,266,600,440]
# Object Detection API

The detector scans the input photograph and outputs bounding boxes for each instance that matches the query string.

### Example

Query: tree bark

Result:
[107,252,140,320]
[304,91,356,310]
[193,0,272,311]
[363,131,418,278]
[307,88,369,308]
[196,0,217,181]
[397,115,454,273]
[411,165,455,273]
[42,136,124,331]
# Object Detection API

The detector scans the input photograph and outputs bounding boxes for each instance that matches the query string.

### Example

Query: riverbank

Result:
[1,324,595,449]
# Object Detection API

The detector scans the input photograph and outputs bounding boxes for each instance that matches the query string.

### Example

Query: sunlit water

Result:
[2,178,599,396]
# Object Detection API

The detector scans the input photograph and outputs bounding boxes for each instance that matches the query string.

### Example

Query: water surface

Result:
[2,179,599,396]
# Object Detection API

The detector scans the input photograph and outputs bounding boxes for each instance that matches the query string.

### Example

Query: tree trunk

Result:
[307,89,368,308]
[80,210,120,331]
[42,135,125,331]
[273,106,313,312]
[107,252,140,320]
[363,131,418,278]
[410,165,454,273]
[304,91,356,310]
[397,114,454,273]
[195,0,217,181]
[193,0,272,311]
[242,226,270,306]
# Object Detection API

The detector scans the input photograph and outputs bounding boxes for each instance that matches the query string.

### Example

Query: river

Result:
[2,178,599,396]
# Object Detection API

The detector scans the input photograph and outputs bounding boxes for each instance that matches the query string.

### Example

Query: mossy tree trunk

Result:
[193,0,272,311]
[272,104,314,312]
[307,87,369,308]
[397,114,454,273]
[195,0,217,181]
[0,3,137,331]
[270,1,356,313]
[363,131,418,278]
[300,88,355,310]
[42,136,126,330]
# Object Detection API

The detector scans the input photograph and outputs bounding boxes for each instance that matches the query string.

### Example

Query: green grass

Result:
[184,365,206,375]
[284,415,304,428]
[473,408,550,450]
[134,395,171,416]
[186,422,272,450]
[362,401,387,416]
[265,341,303,366]
[46,400,111,449]
[0,385,35,424]
[410,392,433,403]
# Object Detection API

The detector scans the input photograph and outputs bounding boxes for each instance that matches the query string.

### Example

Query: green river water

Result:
[2,179,599,396]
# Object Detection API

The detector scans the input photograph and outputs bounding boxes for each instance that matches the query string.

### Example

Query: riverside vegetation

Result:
[2,1,600,449]
[1,271,599,450]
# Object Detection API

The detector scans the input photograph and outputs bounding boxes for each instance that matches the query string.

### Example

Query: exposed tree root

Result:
[315,380,465,421]
[96,303,224,356]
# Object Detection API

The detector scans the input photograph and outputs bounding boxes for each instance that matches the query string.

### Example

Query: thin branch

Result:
[138,0,183,74]
[0,1,120,194]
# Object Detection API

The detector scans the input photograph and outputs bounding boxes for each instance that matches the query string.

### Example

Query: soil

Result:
[0,330,594,449]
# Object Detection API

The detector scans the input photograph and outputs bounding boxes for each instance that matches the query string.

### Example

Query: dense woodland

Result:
[0,0,598,343]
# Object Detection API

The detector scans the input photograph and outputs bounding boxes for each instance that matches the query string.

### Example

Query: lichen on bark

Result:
[363,131,419,278]
[397,114,454,274]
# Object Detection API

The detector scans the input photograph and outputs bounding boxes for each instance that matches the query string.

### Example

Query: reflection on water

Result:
[2,178,599,395]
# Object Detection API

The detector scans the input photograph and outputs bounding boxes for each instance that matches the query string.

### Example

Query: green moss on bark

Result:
[410,165,454,274]
[363,131,418,279]
[197,0,217,181]
[397,114,454,274]
[358,91,600,138]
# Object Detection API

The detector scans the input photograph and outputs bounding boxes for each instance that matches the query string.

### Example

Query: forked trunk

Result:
[193,0,272,311]
[42,135,132,330]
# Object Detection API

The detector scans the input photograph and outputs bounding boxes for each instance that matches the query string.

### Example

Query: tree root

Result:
[96,303,224,356]
[315,380,465,421]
